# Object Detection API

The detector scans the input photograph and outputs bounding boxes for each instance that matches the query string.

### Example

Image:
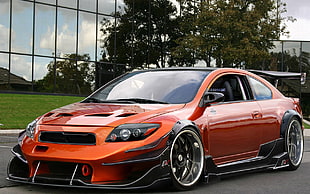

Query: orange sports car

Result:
[7,68,304,190]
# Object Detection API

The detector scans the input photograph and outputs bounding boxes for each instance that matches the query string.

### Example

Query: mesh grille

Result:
[39,131,96,145]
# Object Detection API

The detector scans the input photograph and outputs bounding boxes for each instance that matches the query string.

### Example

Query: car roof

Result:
[133,67,218,72]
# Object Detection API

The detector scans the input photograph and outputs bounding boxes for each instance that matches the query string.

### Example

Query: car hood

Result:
[38,102,185,127]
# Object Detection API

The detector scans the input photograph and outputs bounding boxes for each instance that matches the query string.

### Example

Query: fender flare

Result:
[280,110,302,138]
[168,120,201,142]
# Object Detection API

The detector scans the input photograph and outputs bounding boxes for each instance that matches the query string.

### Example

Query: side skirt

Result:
[203,138,289,182]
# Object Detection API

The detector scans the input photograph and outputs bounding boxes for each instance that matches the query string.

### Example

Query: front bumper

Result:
[7,144,171,189]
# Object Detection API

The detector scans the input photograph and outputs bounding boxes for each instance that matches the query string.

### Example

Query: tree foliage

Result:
[173,0,289,68]
[100,0,180,69]
[173,0,285,67]
[100,0,291,69]
[36,54,94,95]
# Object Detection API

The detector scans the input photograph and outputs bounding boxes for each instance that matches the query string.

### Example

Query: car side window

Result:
[209,75,248,102]
[248,76,272,100]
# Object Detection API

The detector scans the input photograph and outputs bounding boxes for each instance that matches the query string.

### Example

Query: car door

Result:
[206,74,263,164]
[247,75,279,144]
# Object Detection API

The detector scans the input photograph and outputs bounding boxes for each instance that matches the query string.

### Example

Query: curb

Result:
[0,129,23,134]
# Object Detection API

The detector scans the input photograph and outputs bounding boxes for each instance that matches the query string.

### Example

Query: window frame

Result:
[208,74,254,102]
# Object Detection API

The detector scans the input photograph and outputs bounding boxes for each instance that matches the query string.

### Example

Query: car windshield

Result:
[84,70,210,104]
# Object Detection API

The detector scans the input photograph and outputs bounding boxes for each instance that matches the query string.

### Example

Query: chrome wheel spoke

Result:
[286,119,303,167]
[170,129,204,187]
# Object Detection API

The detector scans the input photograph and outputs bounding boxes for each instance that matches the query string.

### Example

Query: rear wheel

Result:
[170,129,204,190]
[285,118,304,170]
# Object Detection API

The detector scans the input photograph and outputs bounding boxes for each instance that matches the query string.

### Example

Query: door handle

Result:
[252,111,262,119]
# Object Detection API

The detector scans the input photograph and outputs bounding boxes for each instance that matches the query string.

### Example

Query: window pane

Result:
[301,42,310,118]
[12,0,33,54]
[37,0,56,4]
[248,76,272,100]
[58,0,77,9]
[282,42,300,72]
[11,54,32,86]
[0,53,9,90]
[0,53,9,89]
[78,12,96,60]
[97,15,114,61]
[0,53,9,70]
[57,8,77,55]
[0,0,10,52]
[301,42,310,75]
[270,41,282,53]
[117,0,126,14]
[34,56,51,81]
[35,3,56,57]
[80,0,96,12]
[301,42,310,90]
[99,0,115,15]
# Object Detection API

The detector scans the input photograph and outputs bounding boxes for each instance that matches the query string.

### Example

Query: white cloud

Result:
[40,24,76,54]
[39,26,55,51]
[281,18,310,41]
[0,24,9,51]
[0,0,9,14]
[11,55,32,81]
[284,0,310,20]
[40,21,96,57]
[79,21,96,54]
[281,0,310,41]
[34,60,49,80]
[57,25,76,53]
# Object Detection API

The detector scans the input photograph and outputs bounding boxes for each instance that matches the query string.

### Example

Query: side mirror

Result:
[200,92,224,107]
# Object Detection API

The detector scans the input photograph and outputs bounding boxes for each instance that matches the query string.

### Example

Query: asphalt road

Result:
[1,133,310,194]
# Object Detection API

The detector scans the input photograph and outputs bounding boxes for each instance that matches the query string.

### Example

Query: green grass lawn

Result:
[0,93,84,129]
[304,121,310,129]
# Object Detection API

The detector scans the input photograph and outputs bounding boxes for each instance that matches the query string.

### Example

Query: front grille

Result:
[39,131,96,145]
[34,161,92,184]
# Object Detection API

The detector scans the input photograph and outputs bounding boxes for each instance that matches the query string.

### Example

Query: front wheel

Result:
[285,118,304,170]
[170,129,204,190]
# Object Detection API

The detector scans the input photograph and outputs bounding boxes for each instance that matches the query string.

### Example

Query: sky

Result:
[281,0,310,41]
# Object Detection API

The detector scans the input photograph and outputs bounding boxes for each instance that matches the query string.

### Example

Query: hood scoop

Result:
[117,113,137,117]
[85,113,112,117]
[84,113,137,118]
[44,112,54,117]
[56,113,73,117]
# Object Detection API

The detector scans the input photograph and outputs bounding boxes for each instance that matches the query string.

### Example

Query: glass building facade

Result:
[0,0,128,94]
[0,1,309,113]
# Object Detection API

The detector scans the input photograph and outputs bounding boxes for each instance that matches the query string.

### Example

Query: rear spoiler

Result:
[249,70,301,79]
[248,70,306,86]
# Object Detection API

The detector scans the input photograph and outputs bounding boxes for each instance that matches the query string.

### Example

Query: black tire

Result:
[284,118,304,170]
[169,129,204,190]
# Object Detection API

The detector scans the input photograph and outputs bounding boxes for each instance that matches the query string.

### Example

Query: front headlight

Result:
[25,119,38,139]
[106,123,160,142]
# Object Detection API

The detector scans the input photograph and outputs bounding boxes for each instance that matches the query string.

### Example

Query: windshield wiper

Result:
[115,98,169,104]
[82,97,104,103]
[82,97,168,104]
[82,97,136,104]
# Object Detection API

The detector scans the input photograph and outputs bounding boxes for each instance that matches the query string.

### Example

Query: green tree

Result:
[173,0,290,68]
[100,0,180,69]
[36,54,94,95]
